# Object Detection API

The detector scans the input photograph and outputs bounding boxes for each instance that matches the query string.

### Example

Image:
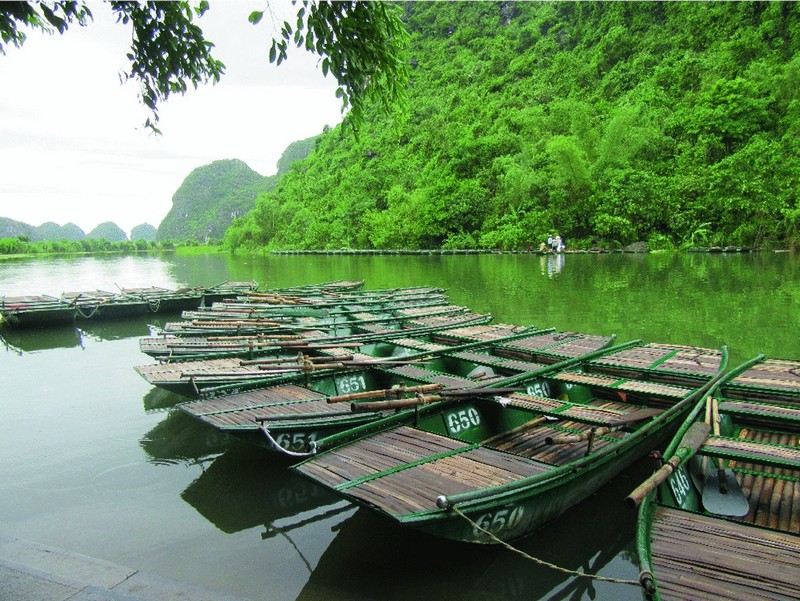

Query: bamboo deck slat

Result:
[727,359,800,397]
[181,385,328,427]
[296,427,469,487]
[383,365,483,389]
[720,401,800,425]
[590,343,722,377]
[650,506,800,601]
[500,332,612,358]
[702,435,800,470]
[296,425,552,516]
[719,427,800,531]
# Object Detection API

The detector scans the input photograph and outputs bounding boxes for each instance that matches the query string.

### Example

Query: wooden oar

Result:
[349,386,524,412]
[544,407,662,445]
[701,396,750,516]
[327,383,443,404]
[625,421,711,508]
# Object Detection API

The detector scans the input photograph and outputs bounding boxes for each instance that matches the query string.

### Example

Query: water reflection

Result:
[0,325,84,353]
[139,409,235,464]
[180,444,346,536]
[541,252,565,278]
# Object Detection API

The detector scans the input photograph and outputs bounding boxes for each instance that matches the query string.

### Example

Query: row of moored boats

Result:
[11,278,798,599]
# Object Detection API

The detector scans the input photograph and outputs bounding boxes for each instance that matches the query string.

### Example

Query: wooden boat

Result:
[0,294,77,328]
[61,287,204,320]
[628,355,800,600]
[156,301,469,337]
[137,319,530,396]
[178,329,619,452]
[140,309,489,362]
[200,280,259,306]
[290,342,727,543]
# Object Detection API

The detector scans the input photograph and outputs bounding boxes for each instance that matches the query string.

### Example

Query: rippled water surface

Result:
[1,251,797,600]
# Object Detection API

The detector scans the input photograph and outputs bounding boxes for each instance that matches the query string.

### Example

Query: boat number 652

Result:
[446,407,481,435]
[668,467,692,506]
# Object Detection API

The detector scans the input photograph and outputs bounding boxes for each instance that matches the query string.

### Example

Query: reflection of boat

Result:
[78,316,153,341]
[180,443,346,535]
[629,355,800,600]
[0,325,83,352]
[139,410,237,464]
[295,459,645,601]
[179,329,614,450]
[295,343,727,543]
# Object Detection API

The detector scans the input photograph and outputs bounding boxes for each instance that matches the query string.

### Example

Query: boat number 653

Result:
[446,407,481,435]
[668,467,692,506]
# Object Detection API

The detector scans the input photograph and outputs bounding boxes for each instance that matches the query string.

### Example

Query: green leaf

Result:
[248,11,263,25]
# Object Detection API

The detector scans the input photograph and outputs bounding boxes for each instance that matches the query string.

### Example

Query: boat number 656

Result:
[446,407,481,435]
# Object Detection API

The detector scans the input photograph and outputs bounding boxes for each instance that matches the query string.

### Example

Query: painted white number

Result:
[446,407,481,435]
[668,467,692,506]
[473,506,525,538]
[526,380,550,397]
[275,431,318,452]
[336,373,367,395]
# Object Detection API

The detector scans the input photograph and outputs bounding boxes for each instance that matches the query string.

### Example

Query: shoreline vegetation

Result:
[3,237,791,261]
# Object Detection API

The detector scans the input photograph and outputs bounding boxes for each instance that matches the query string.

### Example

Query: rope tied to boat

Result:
[449,506,640,587]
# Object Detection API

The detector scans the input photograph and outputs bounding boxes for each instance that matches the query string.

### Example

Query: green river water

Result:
[0,251,798,600]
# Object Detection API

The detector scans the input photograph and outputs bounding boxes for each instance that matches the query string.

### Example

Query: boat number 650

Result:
[473,506,525,538]
[446,407,481,435]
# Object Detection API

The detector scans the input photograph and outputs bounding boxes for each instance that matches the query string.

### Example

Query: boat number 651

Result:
[336,373,367,394]
[446,407,481,435]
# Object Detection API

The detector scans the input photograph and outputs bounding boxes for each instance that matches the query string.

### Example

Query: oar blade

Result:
[702,469,750,517]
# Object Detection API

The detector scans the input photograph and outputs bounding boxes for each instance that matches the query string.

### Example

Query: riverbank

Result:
[0,532,249,601]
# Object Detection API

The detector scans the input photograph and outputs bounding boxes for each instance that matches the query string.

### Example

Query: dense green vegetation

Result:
[227,2,800,252]
[0,237,173,256]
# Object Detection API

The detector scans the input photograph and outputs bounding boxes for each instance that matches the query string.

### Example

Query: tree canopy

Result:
[0,0,409,131]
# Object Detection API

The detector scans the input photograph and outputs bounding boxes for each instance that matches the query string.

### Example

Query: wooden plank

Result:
[650,506,800,601]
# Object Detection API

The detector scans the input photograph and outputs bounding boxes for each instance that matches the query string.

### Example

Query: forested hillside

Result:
[157,159,276,242]
[226,2,800,251]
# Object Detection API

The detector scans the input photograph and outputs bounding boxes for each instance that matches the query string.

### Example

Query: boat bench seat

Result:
[701,436,800,470]
[718,400,800,424]
[492,393,661,427]
[552,371,692,399]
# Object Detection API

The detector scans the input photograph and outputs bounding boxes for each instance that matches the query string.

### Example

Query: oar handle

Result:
[625,421,711,509]
[350,394,443,413]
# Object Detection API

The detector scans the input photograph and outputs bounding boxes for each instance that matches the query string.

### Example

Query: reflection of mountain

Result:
[139,409,237,464]
[180,443,345,535]
[296,460,646,601]
[0,325,83,352]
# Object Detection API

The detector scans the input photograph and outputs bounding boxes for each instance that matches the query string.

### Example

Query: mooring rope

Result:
[450,506,640,586]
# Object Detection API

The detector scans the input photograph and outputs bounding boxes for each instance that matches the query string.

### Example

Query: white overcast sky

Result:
[0,1,343,235]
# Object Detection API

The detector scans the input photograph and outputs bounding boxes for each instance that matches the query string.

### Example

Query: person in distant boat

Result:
[554,234,564,252]
[546,234,554,252]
